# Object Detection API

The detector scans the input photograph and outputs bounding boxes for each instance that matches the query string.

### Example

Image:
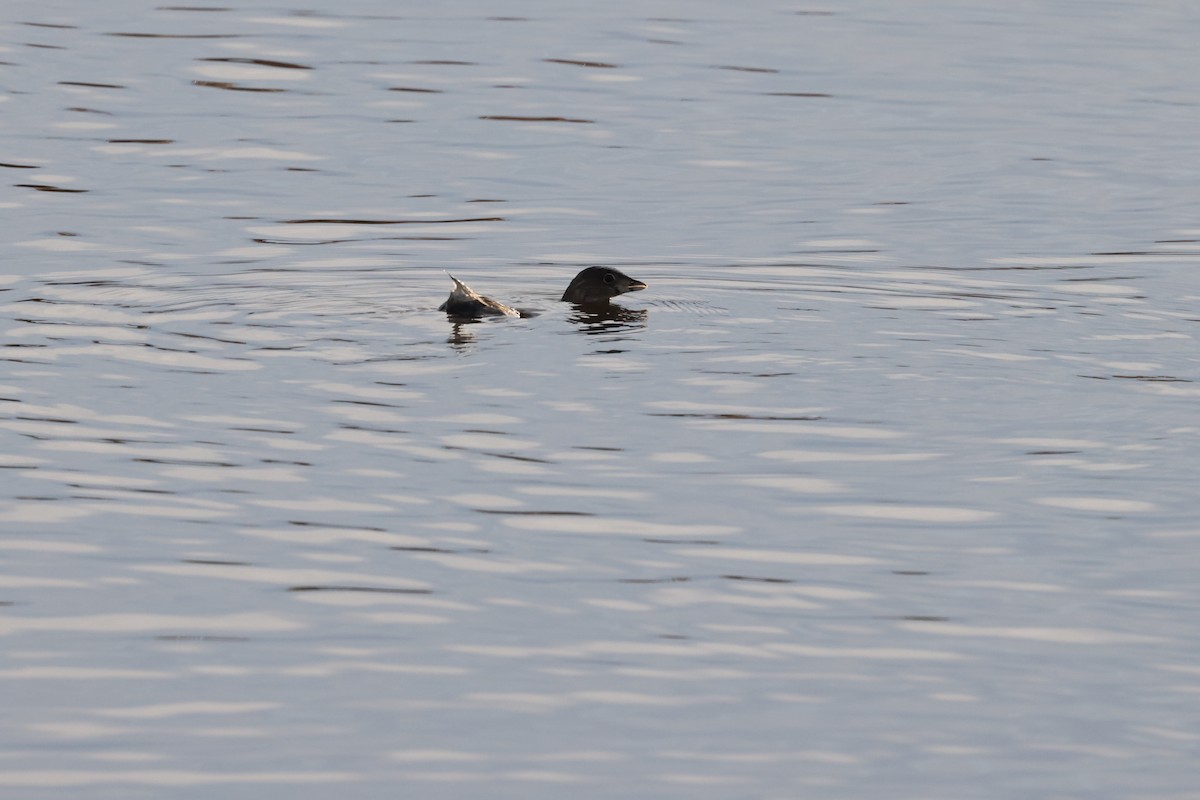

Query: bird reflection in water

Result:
[447,305,646,349]
[446,321,478,351]
[567,304,648,334]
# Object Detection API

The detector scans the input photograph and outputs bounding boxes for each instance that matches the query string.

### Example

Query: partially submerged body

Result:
[439,267,646,319]
[438,275,521,318]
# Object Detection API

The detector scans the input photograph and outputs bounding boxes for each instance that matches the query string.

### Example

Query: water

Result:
[3,1,1200,797]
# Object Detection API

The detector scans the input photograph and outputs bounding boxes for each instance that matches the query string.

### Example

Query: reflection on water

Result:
[3,0,1200,797]
[567,304,649,334]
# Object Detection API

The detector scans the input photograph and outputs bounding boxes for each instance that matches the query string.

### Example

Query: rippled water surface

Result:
[3,1,1200,797]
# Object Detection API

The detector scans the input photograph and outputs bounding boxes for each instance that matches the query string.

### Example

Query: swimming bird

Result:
[561,266,648,305]
[438,275,520,318]
[439,267,647,318]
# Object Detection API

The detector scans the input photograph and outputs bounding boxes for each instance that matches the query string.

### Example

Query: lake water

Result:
[3,1,1200,797]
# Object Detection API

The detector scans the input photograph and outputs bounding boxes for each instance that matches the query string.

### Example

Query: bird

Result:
[439,266,647,318]
[561,266,648,305]
[438,275,520,317]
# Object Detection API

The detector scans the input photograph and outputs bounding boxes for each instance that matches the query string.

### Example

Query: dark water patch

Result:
[620,577,691,584]
[391,546,491,554]
[338,424,407,434]
[184,559,251,566]
[288,521,388,532]
[478,452,555,464]
[192,81,287,92]
[411,60,476,65]
[480,115,594,123]
[649,413,824,421]
[389,86,444,93]
[717,65,780,73]
[280,217,503,224]
[252,236,350,245]
[472,510,594,516]
[109,32,240,39]
[132,458,239,466]
[935,263,1091,272]
[165,331,250,346]
[58,81,124,88]
[288,586,432,594]
[722,575,793,584]
[200,57,311,70]
[764,91,833,98]
[332,399,403,408]
[21,22,78,28]
[107,139,175,144]
[14,184,87,194]
[543,58,618,68]
[1090,251,1171,257]
[0,162,39,169]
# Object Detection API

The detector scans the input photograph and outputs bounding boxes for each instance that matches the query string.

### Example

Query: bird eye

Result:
[603,272,615,284]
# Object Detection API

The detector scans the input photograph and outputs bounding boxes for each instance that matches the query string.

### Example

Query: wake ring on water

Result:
[638,298,727,315]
